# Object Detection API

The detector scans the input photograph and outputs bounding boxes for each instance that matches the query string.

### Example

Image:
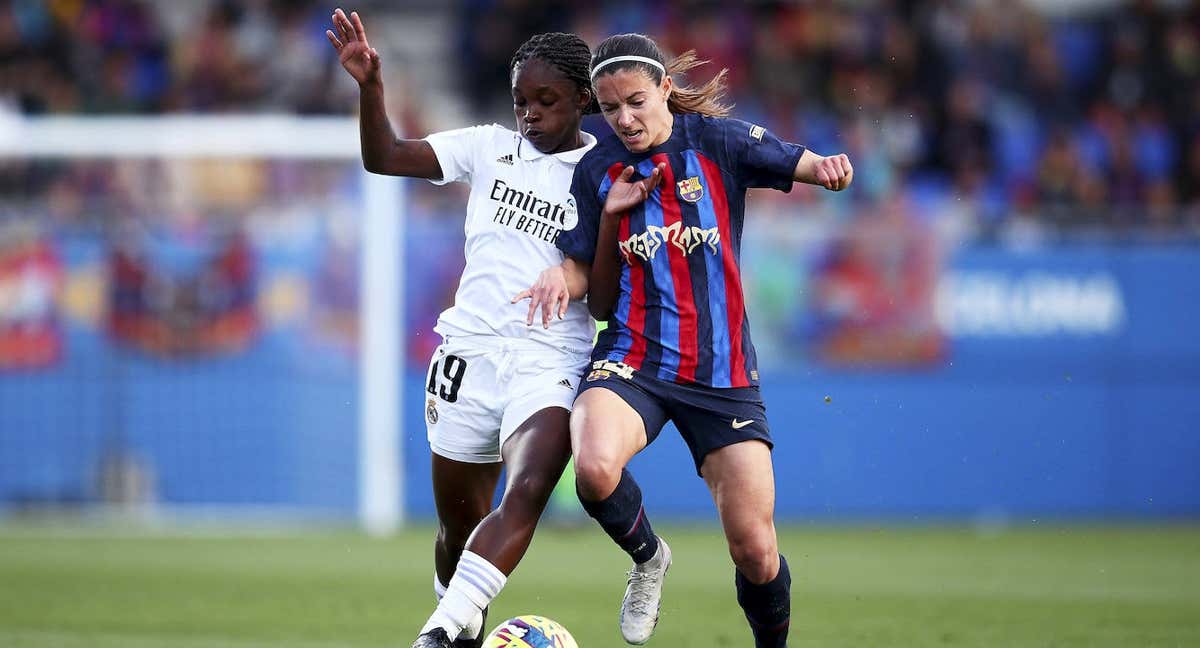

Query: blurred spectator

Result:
[0,219,63,369]
[2,0,1199,233]
[0,0,346,114]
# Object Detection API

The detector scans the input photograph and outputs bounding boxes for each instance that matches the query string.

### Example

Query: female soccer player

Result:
[326,10,598,648]
[517,33,853,647]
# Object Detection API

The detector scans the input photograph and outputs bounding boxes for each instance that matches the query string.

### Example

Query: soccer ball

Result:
[482,615,578,648]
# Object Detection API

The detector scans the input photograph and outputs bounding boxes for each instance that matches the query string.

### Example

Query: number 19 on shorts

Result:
[427,354,467,403]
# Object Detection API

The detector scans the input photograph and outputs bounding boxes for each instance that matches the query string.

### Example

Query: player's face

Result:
[511,58,588,154]
[593,68,674,153]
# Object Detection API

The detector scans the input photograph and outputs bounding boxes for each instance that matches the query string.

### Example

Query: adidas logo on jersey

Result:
[557,378,572,389]
[496,153,514,165]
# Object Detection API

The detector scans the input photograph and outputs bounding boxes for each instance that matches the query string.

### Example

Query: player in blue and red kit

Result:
[516,33,853,647]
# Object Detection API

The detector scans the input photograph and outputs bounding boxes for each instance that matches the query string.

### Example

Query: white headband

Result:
[590,55,666,79]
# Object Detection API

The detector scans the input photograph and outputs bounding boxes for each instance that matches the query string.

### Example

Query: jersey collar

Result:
[516,130,597,163]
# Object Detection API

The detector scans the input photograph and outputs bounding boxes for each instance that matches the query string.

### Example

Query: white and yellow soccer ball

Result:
[482,615,578,648]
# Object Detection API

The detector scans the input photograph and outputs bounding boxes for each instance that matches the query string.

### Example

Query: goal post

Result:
[0,114,404,534]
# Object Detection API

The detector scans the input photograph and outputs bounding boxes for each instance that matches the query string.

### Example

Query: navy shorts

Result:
[578,360,773,476]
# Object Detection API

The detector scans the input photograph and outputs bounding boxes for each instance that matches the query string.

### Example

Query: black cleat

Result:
[453,607,489,648]
[411,628,452,648]
[452,631,484,647]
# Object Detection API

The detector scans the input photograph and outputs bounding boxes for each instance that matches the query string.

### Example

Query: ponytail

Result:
[664,50,731,117]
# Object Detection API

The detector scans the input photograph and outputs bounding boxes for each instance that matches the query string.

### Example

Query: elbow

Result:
[361,157,383,175]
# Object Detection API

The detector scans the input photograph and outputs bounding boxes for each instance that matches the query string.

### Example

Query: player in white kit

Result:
[326,10,596,648]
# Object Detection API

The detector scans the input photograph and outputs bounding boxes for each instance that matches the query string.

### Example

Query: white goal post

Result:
[0,114,405,535]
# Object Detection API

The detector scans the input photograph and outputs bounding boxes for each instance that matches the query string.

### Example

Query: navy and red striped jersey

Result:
[558,113,805,388]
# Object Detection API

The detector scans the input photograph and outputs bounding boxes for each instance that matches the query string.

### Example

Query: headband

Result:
[590,55,666,79]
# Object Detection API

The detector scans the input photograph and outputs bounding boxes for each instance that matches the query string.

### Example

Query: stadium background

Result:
[1,1,1198,646]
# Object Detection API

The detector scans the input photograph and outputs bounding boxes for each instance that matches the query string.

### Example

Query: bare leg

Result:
[431,455,502,589]
[417,408,573,646]
[464,406,573,573]
[702,440,790,647]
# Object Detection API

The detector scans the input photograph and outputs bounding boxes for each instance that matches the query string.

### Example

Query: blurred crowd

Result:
[2,0,1199,235]
[0,0,345,113]
[459,0,1200,233]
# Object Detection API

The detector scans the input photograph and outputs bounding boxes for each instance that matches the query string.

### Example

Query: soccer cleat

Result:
[619,536,672,644]
[411,628,453,648]
[453,607,488,648]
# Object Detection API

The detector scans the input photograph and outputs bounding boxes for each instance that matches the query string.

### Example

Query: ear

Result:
[576,86,593,112]
[660,74,673,102]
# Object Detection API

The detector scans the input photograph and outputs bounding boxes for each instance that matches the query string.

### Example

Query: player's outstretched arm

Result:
[326,8,440,179]
[587,164,665,320]
[793,149,853,191]
[512,258,590,329]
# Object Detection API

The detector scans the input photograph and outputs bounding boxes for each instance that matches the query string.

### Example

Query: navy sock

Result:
[578,469,659,564]
[735,554,791,648]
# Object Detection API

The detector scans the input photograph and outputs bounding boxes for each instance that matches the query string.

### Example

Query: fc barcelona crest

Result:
[676,176,704,203]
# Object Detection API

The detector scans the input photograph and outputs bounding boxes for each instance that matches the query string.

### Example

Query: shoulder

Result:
[481,123,519,149]
[426,122,511,148]
[691,114,762,144]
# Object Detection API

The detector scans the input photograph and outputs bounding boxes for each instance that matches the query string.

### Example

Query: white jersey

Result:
[425,124,596,354]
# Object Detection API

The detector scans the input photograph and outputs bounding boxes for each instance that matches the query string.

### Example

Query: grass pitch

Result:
[1,523,1198,647]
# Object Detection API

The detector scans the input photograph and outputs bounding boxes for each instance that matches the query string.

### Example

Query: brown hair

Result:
[591,33,732,117]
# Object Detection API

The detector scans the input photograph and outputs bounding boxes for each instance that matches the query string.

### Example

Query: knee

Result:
[436,522,472,551]
[500,472,557,515]
[729,535,779,584]
[573,452,623,501]
[437,509,488,549]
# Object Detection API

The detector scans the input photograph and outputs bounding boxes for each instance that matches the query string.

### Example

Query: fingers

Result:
[325,29,342,49]
[826,154,851,191]
[526,292,541,326]
[618,165,636,182]
[333,9,353,44]
[543,285,572,328]
[642,162,666,192]
[332,14,350,47]
[836,154,854,190]
[525,278,545,326]
[541,291,555,328]
[817,154,854,191]
[350,10,368,43]
[815,165,832,190]
[557,291,570,321]
[517,268,572,328]
[627,162,666,201]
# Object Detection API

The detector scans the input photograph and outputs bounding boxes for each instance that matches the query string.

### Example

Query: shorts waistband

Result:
[442,334,590,357]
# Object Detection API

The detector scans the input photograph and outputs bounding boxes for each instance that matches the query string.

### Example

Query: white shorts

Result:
[424,336,590,463]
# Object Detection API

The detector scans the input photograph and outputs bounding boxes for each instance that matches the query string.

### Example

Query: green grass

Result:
[1,523,1198,647]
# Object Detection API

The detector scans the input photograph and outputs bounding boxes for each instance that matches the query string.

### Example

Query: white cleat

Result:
[619,537,671,644]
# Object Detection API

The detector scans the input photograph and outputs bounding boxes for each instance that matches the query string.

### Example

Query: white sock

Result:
[434,571,485,639]
[421,551,506,638]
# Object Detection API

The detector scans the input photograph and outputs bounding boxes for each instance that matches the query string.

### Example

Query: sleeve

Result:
[723,118,806,192]
[422,124,491,185]
[555,162,603,264]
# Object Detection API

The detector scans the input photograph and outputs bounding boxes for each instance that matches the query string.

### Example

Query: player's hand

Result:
[512,265,571,329]
[326,8,380,86]
[602,163,666,217]
[813,153,853,191]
